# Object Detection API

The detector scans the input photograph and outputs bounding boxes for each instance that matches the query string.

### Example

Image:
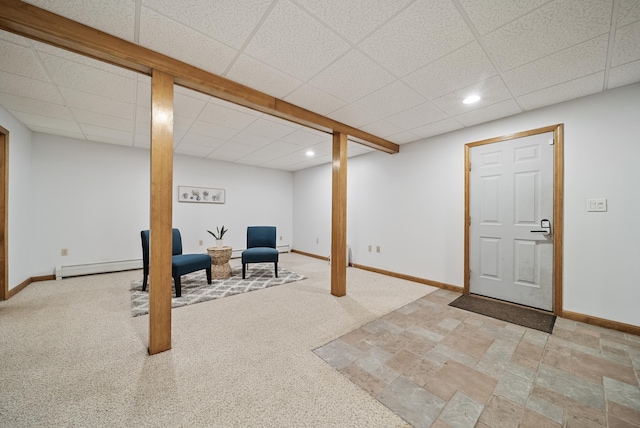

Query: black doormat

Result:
[449,294,556,334]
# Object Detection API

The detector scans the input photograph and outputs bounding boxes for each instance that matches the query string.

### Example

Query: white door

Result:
[469,132,554,311]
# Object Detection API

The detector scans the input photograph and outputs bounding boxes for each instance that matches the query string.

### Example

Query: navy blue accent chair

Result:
[141,229,212,297]
[241,226,278,279]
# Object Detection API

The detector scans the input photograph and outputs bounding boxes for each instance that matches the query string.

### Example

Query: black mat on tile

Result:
[449,294,556,334]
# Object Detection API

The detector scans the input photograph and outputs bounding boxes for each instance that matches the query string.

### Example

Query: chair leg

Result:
[206,267,212,284]
[174,276,181,298]
[142,266,148,291]
[242,263,246,279]
[274,262,278,278]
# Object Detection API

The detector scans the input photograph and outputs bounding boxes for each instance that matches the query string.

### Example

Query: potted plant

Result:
[207,226,228,248]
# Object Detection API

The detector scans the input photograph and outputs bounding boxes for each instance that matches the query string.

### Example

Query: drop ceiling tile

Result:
[384,101,448,130]
[175,85,210,102]
[134,134,150,149]
[410,118,463,139]
[280,129,329,146]
[32,41,137,79]
[40,53,136,103]
[309,49,395,102]
[503,35,608,96]
[483,0,613,71]
[353,81,426,119]
[139,7,237,76]
[242,148,283,162]
[207,151,245,162]
[386,131,420,144]
[283,84,346,115]
[135,105,151,128]
[24,0,135,41]
[142,0,273,49]
[454,99,521,127]
[612,21,640,67]
[360,120,404,138]
[0,40,49,81]
[79,123,133,144]
[457,0,549,35]
[0,92,72,120]
[296,0,412,44]
[0,72,62,103]
[235,156,265,166]
[229,131,274,148]
[197,102,259,130]
[174,92,207,119]
[243,118,298,140]
[617,0,640,28]
[261,114,302,130]
[190,121,240,140]
[136,82,151,108]
[208,97,263,116]
[266,140,307,153]
[518,72,605,111]
[358,0,474,77]
[174,143,215,157]
[174,115,196,133]
[403,42,498,100]
[72,109,134,132]
[179,133,226,148]
[243,0,350,80]
[307,142,331,155]
[12,111,81,133]
[0,30,31,47]
[432,76,513,116]
[327,104,377,128]
[59,87,135,120]
[608,60,640,89]
[226,55,303,98]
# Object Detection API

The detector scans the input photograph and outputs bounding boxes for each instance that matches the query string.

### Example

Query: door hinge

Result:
[548,138,554,145]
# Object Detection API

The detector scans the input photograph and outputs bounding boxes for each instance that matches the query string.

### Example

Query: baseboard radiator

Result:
[55,259,142,280]
[55,245,291,279]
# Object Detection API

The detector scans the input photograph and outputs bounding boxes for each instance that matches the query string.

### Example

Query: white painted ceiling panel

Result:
[518,72,605,111]
[358,0,475,77]
[483,0,613,71]
[309,49,395,102]
[139,7,237,76]
[1,1,639,171]
[503,35,609,96]
[23,0,135,41]
[283,84,346,115]
[243,0,350,80]
[612,21,640,67]
[141,0,274,49]
[226,54,303,98]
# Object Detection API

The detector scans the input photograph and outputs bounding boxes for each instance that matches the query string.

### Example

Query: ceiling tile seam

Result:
[462,0,556,37]
[219,0,281,77]
[0,39,51,84]
[28,39,89,141]
[514,69,607,101]
[603,0,620,91]
[173,95,219,145]
[449,0,524,113]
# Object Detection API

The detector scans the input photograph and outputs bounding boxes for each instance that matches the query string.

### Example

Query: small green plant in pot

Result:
[207,226,228,248]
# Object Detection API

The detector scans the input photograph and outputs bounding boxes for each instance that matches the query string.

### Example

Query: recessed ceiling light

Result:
[463,94,481,104]
[306,150,315,157]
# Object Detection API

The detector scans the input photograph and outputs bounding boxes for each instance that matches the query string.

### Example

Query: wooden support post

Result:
[331,131,347,297]
[148,69,174,355]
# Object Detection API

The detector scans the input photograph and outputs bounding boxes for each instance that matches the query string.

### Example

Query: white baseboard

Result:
[55,259,142,280]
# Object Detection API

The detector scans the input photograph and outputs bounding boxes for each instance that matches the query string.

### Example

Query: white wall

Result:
[0,106,32,290]
[30,133,293,276]
[293,83,640,326]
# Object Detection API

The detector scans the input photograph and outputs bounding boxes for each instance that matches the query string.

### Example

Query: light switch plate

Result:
[586,198,607,212]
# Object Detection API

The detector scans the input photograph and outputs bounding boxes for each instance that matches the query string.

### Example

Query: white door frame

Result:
[464,124,564,316]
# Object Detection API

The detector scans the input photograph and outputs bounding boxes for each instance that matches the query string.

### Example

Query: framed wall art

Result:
[178,186,225,204]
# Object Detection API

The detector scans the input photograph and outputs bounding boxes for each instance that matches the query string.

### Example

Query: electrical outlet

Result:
[586,198,607,212]
[368,245,372,252]
[376,246,381,253]
[199,240,203,246]
[61,248,68,256]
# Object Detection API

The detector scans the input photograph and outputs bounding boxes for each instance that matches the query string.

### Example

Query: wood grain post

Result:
[331,132,347,297]
[0,126,7,301]
[148,69,174,355]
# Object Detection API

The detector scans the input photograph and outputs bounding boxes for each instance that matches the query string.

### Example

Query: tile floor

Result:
[314,289,640,428]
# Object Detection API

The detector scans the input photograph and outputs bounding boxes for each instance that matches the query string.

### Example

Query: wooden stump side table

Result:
[207,246,232,279]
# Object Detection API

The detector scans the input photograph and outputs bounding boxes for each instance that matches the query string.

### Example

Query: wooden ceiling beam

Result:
[0,0,399,154]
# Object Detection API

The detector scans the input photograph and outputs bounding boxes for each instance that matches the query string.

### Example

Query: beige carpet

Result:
[0,253,435,427]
